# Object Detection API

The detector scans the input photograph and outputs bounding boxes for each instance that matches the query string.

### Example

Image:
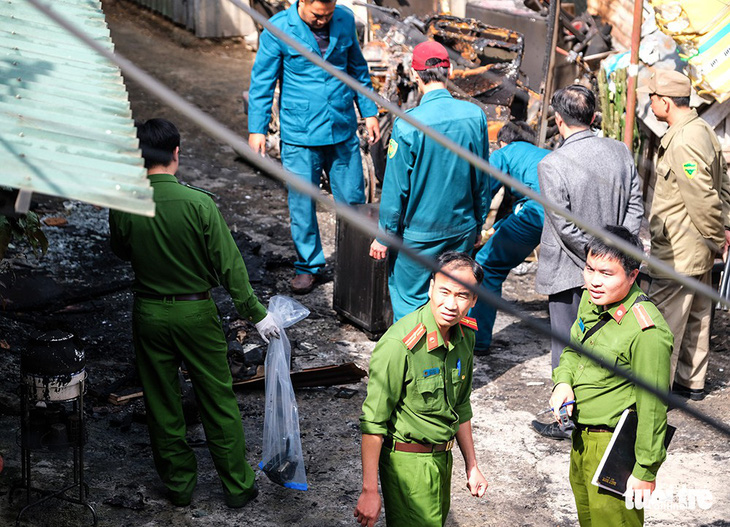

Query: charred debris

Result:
[360,5,532,137]
[245,0,616,173]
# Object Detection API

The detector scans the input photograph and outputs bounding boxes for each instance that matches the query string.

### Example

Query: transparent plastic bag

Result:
[259,295,310,490]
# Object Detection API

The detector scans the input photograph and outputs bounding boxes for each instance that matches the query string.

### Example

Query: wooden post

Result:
[538,0,561,148]
[623,0,644,152]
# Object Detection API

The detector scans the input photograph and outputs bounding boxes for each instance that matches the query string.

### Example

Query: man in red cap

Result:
[369,40,491,322]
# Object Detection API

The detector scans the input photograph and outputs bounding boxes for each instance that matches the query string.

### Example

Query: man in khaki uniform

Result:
[641,69,730,400]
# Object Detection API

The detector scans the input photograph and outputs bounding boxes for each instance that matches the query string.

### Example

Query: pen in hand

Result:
[536,400,576,416]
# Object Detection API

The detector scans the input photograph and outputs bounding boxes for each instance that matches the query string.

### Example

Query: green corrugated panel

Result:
[0,0,154,217]
[0,82,132,117]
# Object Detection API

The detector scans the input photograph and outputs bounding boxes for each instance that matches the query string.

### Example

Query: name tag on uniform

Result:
[578,317,585,332]
[423,367,440,378]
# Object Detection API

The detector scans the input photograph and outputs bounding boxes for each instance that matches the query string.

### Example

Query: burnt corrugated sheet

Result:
[193,0,255,38]
[129,0,255,38]
[133,0,188,26]
[0,0,154,216]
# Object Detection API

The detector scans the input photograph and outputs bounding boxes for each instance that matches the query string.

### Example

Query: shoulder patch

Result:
[402,323,426,350]
[683,162,697,179]
[182,182,218,198]
[632,304,655,330]
[387,138,398,159]
[459,316,478,331]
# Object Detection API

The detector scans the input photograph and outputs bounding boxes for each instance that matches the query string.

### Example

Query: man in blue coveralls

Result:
[248,0,380,294]
[369,40,490,321]
[470,121,548,353]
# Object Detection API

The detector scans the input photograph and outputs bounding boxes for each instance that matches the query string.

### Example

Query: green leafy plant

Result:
[0,211,48,260]
[598,65,643,166]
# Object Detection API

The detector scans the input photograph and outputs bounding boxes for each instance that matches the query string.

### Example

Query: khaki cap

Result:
[638,70,692,97]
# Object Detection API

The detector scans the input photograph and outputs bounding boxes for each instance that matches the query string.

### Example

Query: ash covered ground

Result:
[1,1,729,525]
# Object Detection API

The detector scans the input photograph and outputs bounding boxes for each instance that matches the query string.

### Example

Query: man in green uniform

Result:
[640,69,730,400]
[109,119,280,508]
[354,252,488,527]
[550,226,673,526]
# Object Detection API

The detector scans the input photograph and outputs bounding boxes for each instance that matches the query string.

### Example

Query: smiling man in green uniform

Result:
[109,119,280,508]
[354,252,488,527]
[550,226,673,526]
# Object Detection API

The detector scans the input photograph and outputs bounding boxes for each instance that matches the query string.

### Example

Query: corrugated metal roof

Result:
[0,0,154,216]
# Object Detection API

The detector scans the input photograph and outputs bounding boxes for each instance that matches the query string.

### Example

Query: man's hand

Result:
[455,420,487,499]
[254,312,280,343]
[248,133,267,156]
[724,228,730,261]
[473,229,486,250]
[465,465,488,497]
[369,240,388,260]
[365,116,381,145]
[549,383,575,421]
[353,489,381,527]
[626,474,656,502]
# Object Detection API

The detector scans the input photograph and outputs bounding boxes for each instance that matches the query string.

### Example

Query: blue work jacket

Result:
[378,89,490,242]
[489,141,548,224]
[247,3,378,147]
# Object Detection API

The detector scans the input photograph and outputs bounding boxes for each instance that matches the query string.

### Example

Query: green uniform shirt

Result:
[360,304,475,444]
[553,285,674,481]
[109,173,267,323]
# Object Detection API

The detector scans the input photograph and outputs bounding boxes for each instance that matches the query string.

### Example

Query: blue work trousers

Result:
[470,205,543,350]
[281,135,364,275]
[389,231,476,322]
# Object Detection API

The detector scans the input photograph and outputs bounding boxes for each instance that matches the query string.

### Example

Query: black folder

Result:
[591,409,676,496]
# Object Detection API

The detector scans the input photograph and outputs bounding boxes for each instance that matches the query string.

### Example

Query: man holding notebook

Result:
[550,226,673,526]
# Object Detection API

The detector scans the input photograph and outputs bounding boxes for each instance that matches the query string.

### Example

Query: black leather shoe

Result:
[672,382,705,401]
[225,483,259,508]
[531,420,573,440]
[168,492,192,507]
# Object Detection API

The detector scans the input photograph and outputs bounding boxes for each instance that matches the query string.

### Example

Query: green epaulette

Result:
[181,182,218,199]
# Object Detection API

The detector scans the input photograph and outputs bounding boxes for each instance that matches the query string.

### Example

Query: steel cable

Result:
[25,0,730,437]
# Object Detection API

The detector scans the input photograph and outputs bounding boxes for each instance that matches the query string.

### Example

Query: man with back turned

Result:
[109,118,280,508]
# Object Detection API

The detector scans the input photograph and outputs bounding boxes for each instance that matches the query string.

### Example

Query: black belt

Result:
[136,291,210,301]
[576,423,615,433]
[383,437,454,453]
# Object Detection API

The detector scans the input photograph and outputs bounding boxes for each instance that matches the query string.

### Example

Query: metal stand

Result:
[11,381,97,526]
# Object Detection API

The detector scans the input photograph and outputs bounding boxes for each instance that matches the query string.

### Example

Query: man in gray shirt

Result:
[532,85,644,439]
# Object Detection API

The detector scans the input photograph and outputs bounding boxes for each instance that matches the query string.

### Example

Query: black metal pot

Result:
[20,330,85,377]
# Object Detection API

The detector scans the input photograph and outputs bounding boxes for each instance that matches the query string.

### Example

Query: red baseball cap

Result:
[412,41,450,71]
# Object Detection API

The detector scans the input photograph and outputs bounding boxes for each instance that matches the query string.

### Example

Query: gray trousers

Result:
[548,287,583,370]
